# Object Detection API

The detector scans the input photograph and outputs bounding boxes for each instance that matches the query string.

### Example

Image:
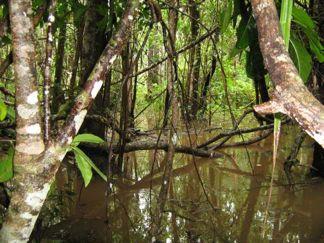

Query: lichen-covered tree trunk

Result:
[0,1,138,241]
[0,0,45,241]
[251,0,324,147]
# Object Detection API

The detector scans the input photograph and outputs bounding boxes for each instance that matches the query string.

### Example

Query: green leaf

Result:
[0,146,14,182]
[221,0,233,34]
[73,147,93,187]
[292,6,315,30]
[303,28,324,62]
[289,36,312,82]
[280,0,293,48]
[230,17,252,57]
[0,100,7,121]
[72,133,105,146]
[6,107,15,121]
[72,147,107,184]
[291,6,323,62]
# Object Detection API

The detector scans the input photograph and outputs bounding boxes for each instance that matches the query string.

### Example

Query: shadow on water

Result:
[36,126,324,243]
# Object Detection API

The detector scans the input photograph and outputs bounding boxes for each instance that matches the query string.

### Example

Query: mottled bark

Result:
[0,1,48,79]
[0,1,138,241]
[0,0,45,241]
[251,0,324,147]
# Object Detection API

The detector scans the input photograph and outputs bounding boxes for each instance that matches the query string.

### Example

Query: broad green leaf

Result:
[0,100,7,121]
[221,0,233,34]
[72,133,105,146]
[73,147,93,187]
[292,6,315,30]
[290,36,312,82]
[303,28,324,62]
[0,146,14,182]
[73,147,107,183]
[292,6,323,62]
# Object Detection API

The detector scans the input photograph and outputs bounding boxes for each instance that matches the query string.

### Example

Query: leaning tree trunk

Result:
[251,0,324,147]
[0,1,138,242]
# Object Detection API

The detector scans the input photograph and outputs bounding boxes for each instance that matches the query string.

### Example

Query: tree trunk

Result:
[152,0,179,239]
[52,21,67,113]
[187,0,201,119]
[79,0,107,138]
[251,0,324,147]
[200,55,217,113]
[0,1,45,241]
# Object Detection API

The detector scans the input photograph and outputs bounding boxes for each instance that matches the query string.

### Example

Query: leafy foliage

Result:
[0,146,14,182]
[0,100,7,121]
[69,134,107,187]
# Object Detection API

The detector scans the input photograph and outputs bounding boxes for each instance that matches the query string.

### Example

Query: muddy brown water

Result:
[37,126,324,243]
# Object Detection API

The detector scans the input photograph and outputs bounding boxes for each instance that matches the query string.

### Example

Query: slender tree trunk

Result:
[117,44,133,173]
[200,55,217,113]
[52,21,67,113]
[186,0,201,119]
[68,19,85,99]
[43,0,57,144]
[152,0,179,239]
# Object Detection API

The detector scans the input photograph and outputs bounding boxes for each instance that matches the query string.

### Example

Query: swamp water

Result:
[36,126,324,243]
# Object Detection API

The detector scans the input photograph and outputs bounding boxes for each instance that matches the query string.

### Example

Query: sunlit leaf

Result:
[280,0,293,47]
[292,6,315,30]
[0,146,14,182]
[73,147,93,187]
[0,100,7,121]
[72,147,107,184]
[221,0,233,34]
[72,133,105,146]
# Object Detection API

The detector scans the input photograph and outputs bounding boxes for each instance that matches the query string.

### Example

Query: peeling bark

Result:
[251,0,324,147]
[0,1,138,241]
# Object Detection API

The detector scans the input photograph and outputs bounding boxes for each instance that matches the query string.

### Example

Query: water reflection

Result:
[38,127,324,242]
